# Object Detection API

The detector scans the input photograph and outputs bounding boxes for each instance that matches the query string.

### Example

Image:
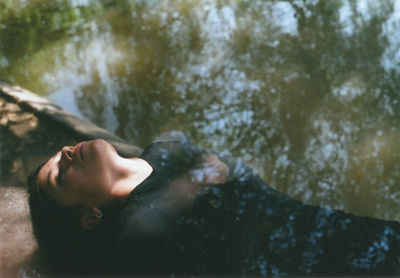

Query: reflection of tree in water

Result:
[2,0,400,220]
[91,0,399,218]
[0,0,103,91]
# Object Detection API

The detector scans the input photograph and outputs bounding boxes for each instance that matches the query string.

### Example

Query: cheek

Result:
[64,177,94,206]
[73,167,105,193]
[64,168,89,194]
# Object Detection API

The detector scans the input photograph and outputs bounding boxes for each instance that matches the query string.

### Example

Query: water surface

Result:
[1,0,400,220]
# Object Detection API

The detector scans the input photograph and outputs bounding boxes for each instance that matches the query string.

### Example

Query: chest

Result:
[151,153,230,213]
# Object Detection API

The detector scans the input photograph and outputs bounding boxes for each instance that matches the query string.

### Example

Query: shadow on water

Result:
[1,0,400,276]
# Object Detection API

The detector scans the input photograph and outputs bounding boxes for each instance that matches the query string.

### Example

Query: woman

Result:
[28,132,400,276]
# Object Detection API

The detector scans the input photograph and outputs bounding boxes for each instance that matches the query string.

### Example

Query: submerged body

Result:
[111,140,400,276]
[30,134,400,276]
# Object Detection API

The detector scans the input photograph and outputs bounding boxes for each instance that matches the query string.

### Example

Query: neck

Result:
[108,157,153,202]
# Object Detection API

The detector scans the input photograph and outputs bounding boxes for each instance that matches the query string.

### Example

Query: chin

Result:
[90,139,117,155]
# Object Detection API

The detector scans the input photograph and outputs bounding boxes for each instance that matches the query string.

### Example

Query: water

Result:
[1,0,400,221]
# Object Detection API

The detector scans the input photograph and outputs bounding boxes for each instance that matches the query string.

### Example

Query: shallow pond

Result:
[1,0,400,222]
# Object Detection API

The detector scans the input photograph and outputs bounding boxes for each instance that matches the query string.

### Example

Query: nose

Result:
[60,146,74,167]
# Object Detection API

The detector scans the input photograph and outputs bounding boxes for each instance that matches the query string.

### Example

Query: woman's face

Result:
[36,139,118,208]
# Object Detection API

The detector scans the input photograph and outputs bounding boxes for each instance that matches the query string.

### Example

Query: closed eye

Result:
[57,169,64,186]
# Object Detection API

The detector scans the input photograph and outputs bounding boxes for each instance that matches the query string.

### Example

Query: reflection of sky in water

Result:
[340,0,400,73]
[332,75,365,101]
[381,0,400,72]
[42,0,400,220]
[44,26,121,131]
[3,0,400,220]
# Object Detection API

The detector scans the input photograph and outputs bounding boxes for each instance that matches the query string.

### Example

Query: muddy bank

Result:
[0,82,141,277]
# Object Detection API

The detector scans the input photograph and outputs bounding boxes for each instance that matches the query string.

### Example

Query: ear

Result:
[81,207,103,230]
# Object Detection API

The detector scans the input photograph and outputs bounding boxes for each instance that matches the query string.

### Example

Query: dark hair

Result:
[27,162,115,275]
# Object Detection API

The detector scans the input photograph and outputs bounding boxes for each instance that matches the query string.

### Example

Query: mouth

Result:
[75,142,85,161]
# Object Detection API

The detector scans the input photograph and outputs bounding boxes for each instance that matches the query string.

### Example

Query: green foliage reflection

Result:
[2,0,400,220]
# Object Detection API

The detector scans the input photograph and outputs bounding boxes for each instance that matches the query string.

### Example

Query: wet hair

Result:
[27,162,115,275]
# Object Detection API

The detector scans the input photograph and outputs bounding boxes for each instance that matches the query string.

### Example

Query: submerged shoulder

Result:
[115,204,173,244]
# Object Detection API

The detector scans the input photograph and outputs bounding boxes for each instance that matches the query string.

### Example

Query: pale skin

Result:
[36,139,229,229]
[36,139,154,229]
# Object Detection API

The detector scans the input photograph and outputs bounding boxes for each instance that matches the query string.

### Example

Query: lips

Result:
[75,142,85,161]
